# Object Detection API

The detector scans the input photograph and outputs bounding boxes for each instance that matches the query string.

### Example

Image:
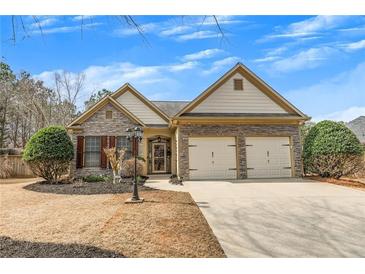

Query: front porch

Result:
[141,127,176,176]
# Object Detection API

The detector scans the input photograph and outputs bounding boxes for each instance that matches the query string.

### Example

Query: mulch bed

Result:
[23,180,155,195]
[308,176,365,191]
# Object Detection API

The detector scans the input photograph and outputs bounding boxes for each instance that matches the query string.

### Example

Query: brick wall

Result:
[69,103,139,178]
[177,124,302,179]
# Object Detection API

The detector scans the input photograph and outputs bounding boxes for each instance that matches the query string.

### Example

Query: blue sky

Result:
[1,15,365,121]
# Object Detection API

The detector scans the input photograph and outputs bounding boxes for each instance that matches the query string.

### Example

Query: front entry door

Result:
[152,143,166,173]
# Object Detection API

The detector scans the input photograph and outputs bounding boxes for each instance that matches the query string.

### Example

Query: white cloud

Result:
[313,106,365,122]
[72,15,95,21]
[253,46,288,63]
[288,16,348,35]
[343,39,365,51]
[202,57,240,75]
[113,23,158,36]
[285,62,365,120]
[168,61,198,72]
[270,47,337,73]
[111,16,245,41]
[196,15,244,26]
[30,22,102,35]
[183,48,224,61]
[176,30,219,41]
[30,16,58,29]
[338,25,365,33]
[253,56,281,63]
[34,60,200,107]
[159,25,192,36]
[261,16,352,42]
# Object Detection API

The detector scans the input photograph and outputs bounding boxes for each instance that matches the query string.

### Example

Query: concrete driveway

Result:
[146,178,365,257]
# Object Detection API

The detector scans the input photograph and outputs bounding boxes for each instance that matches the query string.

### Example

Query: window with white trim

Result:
[85,136,101,167]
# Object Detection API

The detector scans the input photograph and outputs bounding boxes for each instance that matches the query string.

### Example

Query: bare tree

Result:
[54,71,85,125]
[1,62,78,148]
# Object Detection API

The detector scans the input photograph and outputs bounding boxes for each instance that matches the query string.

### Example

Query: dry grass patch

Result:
[0,181,225,258]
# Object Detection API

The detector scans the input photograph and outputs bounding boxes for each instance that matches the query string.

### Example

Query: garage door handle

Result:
[189,169,198,171]
[283,167,291,169]
[247,168,254,170]
[228,168,237,170]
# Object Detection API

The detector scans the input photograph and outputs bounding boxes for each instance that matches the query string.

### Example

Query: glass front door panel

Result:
[152,143,166,173]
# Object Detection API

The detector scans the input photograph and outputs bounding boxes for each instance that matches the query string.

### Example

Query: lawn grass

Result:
[0,180,225,258]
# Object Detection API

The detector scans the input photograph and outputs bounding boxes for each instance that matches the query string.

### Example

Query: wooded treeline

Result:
[0,62,103,148]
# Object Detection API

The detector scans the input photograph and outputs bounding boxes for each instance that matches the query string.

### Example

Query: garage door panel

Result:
[188,137,236,179]
[246,137,292,178]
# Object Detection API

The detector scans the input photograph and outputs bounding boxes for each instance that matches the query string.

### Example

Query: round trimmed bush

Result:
[303,120,364,178]
[23,126,74,182]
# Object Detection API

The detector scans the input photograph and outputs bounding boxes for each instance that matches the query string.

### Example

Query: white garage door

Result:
[189,137,237,179]
[246,137,292,178]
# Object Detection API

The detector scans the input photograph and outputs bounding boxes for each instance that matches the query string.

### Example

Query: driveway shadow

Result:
[0,236,124,258]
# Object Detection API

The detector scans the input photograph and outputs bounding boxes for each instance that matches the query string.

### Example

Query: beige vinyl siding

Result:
[189,73,288,114]
[116,91,167,125]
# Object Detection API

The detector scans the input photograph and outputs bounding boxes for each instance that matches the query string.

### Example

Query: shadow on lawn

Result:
[23,181,157,195]
[0,236,124,258]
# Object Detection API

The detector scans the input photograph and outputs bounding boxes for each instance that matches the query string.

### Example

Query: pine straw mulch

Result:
[0,181,225,258]
[308,176,365,191]
[23,180,154,195]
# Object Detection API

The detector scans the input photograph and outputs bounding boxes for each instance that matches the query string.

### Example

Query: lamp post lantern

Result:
[125,127,144,203]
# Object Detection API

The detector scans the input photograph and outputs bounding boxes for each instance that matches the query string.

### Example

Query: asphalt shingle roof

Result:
[152,100,190,117]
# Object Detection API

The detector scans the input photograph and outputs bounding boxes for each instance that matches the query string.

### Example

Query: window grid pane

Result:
[117,136,132,159]
[85,136,101,167]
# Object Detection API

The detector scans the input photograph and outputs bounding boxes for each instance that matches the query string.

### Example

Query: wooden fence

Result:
[0,155,34,178]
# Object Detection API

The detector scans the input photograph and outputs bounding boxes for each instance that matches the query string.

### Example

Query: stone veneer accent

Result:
[177,124,302,180]
[69,103,139,178]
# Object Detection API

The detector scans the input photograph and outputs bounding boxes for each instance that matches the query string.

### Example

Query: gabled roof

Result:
[174,63,309,120]
[111,83,170,123]
[67,95,145,128]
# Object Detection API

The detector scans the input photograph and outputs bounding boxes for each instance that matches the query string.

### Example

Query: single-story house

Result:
[67,63,310,180]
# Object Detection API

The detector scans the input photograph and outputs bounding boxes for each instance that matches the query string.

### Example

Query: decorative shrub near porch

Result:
[23,126,74,183]
[303,120,364,178]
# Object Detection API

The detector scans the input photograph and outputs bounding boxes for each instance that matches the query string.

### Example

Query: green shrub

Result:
[303,120,364,178]
[83,175,107,182]
[23,126,74,182]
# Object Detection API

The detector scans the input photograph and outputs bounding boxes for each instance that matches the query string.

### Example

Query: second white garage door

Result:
[188,137,237,179]
[246,136,292,178]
